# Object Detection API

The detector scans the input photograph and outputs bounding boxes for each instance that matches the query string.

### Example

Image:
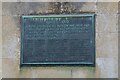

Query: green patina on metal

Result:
[20,14,95,66]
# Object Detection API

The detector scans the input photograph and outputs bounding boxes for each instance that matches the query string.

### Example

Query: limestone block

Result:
[96,2,118,14]
[118,14,120,32]
[2,58,19,78]
[71,2,96,12]
[96,58,118,78]
[0,16,2,58]
[2,2,21,16]
[0,58,1,78]
[96,14,118,33]
[19,67,32,78]
[72,58,118,78]
[2,16,20,59]
[1,0,20,2]
[98,0,119,2]
[71,67,96,78]
[31,67,71,78]
[19,2,49,15]
[118,33,120,59]
[96,33,118,58]
[20,0,97,2]
[20,0,52,2]
[0,2,2,16]
[118,1,120,14]
[2,2,96,16]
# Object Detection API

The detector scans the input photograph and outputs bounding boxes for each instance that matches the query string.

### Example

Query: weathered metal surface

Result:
[21,14,95,66]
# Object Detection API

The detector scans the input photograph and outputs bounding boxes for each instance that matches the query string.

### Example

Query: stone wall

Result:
[0,1,119,78]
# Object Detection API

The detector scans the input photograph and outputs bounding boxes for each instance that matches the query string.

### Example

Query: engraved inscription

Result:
[21,15,95,65]
[24,17,92,39]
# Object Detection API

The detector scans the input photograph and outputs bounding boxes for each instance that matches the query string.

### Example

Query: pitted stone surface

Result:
[2,16,20,59]
[96,2,118,14]
[96,14,118,33]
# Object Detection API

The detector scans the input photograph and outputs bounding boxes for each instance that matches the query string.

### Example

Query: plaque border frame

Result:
[20,14,96,66]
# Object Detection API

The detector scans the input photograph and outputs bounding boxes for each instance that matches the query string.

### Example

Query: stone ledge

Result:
[31,67,71,78]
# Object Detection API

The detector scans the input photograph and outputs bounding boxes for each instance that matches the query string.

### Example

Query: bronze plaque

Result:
[21,14,95,66]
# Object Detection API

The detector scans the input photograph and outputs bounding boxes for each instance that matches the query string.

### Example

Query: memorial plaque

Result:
[20,14,95,66]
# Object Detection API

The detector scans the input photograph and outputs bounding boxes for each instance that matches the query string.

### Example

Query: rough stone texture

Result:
[0,2,2,16]
[1,0,20,2]
[0,59,1,79]
[0,2,2,59]
[71,2,96,12]
[0,16,2,58]
[1,2,119,78]
[96,14,118,33]
[1,0,120,2]
[118,14,120,32]
[98,0,119,2]
[96,33,118,58]
[20,2,49,15]
[118,14,120,78]
[2,16,20,59]
[0,2,2,79]
[20,0,58,2]
[20,67,71,78]
[2,2,21,16]
[118,32,120,78]
[31,67,71,78]
[72,67,96,78]
[2,2,97,16]
[96,2,118,14]
[19,67,32,78]
[19,0,97,2]
[118,2,120,14]
[2,58,19,78]
[72,58,118,78]
[95,58,118,78]
[2,2,51,16]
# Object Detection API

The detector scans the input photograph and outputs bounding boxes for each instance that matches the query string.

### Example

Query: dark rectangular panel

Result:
[21,14,95,66]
